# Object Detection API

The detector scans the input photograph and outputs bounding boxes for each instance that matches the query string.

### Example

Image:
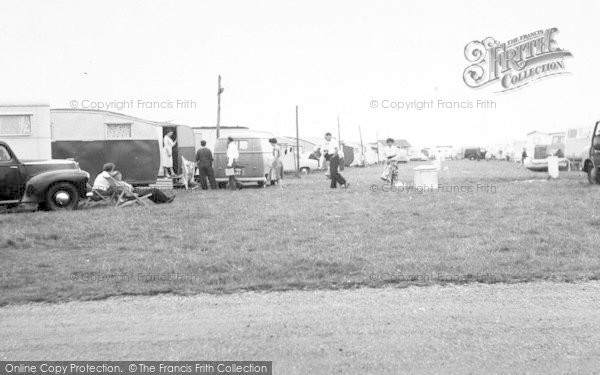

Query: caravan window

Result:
[237,140,249,151]
[106,123,132,139]
[0,115,32,135]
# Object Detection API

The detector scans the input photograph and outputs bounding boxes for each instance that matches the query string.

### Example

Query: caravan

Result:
[50,109,195,185]
[0,104,51,160]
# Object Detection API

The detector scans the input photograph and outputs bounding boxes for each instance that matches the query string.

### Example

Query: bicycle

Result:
[381,159,399,186]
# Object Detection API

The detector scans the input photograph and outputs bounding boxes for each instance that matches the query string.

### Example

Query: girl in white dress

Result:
[162,131,177,177]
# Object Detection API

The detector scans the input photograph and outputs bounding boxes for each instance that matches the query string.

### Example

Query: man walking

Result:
[320,132,338,178]
[195,140,217,190]
[329,146,348,189]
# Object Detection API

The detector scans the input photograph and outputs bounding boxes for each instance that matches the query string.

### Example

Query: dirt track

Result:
[1,282,600,374]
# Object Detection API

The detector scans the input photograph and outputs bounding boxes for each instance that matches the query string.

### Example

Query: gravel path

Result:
[1,282,599,374]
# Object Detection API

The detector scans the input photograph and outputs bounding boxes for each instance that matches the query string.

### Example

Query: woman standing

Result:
[162,131,177,177]
[226,136,240,190]
[269,138,284,189]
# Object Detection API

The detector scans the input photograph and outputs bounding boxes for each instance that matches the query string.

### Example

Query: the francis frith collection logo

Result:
[463,27,572,92]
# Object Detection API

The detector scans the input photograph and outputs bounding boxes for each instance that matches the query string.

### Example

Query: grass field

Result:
[1,160,599,306]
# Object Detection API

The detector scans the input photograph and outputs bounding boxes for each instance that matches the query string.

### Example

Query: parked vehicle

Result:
[524,157,569,172]
[281,149,319,173]
[408,149,428,161]
[565,126,594,170]
[435,146,457,160]
[213,132,274,187]
[582,121,600,184]
[396,148,409,163]
[464,147,486,160]
[0,141,89,210]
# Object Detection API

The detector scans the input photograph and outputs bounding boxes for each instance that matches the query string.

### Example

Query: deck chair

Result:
[80,188,119,208]
[106,175,152,208]
[180,155,198,190]
[116,191,152,208]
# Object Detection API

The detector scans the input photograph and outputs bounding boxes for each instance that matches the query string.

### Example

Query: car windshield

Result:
[0,146,11,161]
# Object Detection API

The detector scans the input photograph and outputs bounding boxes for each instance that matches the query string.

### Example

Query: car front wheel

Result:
[45,182,80,210]
[588,166,600,185]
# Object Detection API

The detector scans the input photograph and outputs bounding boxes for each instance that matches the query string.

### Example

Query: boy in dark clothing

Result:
[329,147,349,189]
[195,140,217,189]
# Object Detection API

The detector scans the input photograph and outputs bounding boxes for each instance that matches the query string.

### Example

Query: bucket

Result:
[547,156,559,179]
[413,165,438,190]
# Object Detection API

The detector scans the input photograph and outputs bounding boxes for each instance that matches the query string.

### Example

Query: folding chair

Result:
[180,155,199,190]
[116,191,152,208]
[81,173,152,209]
[106,175,152,208]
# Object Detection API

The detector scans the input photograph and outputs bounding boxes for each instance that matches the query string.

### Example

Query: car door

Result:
[0,145,26,201]
[235,139,252,177]
[592,122,600,168]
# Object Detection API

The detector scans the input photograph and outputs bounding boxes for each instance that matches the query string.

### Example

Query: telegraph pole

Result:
[359,125,364,166]
[216,75,223,138]
[375,130,380,164]
[337,115,341,149]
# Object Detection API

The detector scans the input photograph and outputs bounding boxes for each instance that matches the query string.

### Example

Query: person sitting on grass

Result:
[329,146,349,189]
[92,163,175,204]
[92,163,119,194]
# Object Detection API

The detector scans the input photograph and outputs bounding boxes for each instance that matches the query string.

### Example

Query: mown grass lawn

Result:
[1,160,599,305]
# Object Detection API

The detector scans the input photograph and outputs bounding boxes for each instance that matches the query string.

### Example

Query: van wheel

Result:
[45,182,79,211]
[588,167,599,184]
[300,167,310,175]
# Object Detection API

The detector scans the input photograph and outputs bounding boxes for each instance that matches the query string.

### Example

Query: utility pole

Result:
[216,75,223,138]
[337,115,341,149]
[359,124,364,166]
[376,130,380,164]
[295,105,300,177]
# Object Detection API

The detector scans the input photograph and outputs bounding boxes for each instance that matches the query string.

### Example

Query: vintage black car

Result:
[582,121,600,184]
[463,147,487,160]
[0,141,89,210]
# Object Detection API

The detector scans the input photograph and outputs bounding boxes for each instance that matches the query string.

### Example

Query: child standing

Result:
[329,147,349,189]
[268,138,284,189]
[381,137,399,182]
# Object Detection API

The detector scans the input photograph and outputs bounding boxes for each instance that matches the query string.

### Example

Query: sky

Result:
[0,0,598,148]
